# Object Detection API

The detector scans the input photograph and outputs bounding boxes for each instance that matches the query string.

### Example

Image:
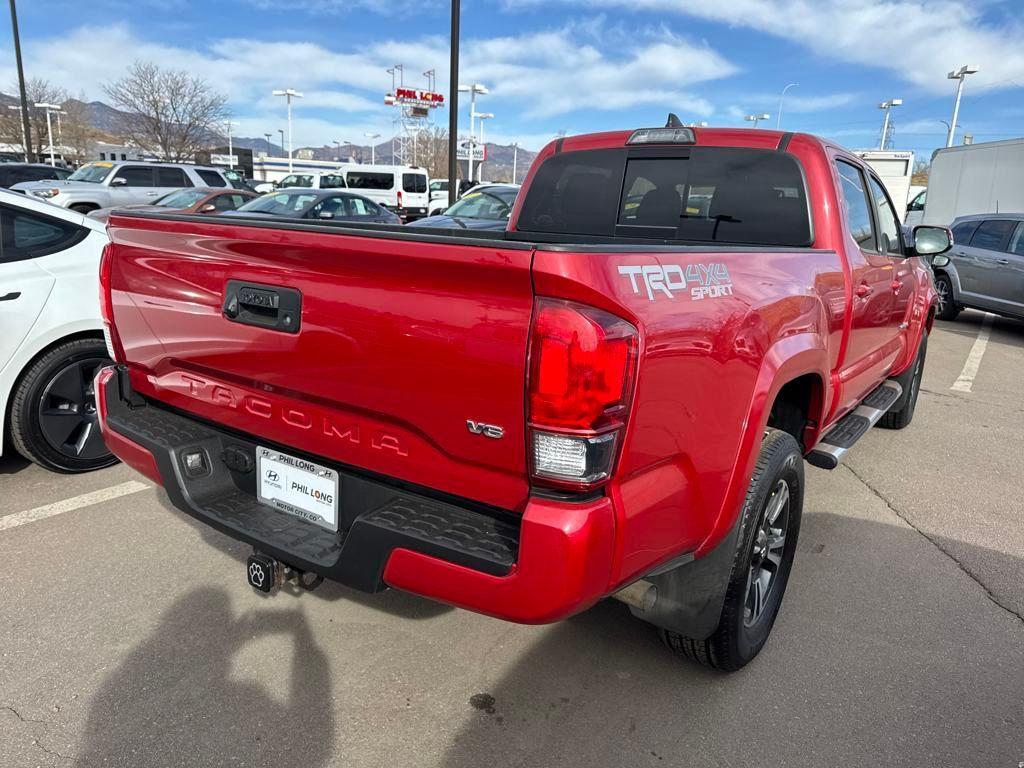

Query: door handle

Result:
[145,191,158,196]
[997,258,1010,265]
[0,291,21,301]
[855,284,872,298]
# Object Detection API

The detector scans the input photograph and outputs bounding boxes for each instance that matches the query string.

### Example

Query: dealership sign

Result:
[385,88,446,109]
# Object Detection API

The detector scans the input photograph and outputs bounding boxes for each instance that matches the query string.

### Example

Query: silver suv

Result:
[11,161,230,213]
[933,213,1024,321]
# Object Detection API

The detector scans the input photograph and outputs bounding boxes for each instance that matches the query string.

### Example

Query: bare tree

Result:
[61,94,98,165]
[0,78,67,160]
[103,61,227,161]
[416,124,452,179]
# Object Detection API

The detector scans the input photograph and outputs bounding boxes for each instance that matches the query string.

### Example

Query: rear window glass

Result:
[517,147,811,246]
[197,169,226,187]
[347,172,394,190]
[402,173,427,193]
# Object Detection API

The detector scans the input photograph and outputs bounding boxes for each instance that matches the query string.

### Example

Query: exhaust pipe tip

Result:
[611,580,657,613]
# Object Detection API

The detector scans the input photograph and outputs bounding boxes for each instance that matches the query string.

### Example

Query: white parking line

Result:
[951,313,994,393]
[0,481,149,533]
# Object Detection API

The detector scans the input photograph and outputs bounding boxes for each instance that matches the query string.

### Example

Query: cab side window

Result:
[836,161,876,251]
[1009,223,1024,257]
[868,176,903,256]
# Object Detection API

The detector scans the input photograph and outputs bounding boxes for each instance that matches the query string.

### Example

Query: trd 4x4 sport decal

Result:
[618,263,734,302]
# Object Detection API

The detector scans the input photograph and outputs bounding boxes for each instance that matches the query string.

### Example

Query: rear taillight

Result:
[528,298,638,490]
[98,243,124,362]
[397,189,404,209]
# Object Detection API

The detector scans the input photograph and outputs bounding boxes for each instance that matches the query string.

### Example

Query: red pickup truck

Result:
[96,122,952,671]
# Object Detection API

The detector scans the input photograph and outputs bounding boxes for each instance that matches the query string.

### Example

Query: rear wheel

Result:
[934,274,959,321]
[662,429,803,672]
[9,338,117,473]
[69,203,98,214]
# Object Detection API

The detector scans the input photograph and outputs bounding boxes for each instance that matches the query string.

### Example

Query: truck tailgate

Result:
[106,214,534,511]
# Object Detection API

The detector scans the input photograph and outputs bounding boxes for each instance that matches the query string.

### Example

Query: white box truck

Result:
[912,138,1024,227]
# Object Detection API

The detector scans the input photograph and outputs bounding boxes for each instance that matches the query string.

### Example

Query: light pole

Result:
[364,132,381,164]
[7,104,28,161]
[272,89,303,171]
[511,142,519,184]
[344,140,357,163]
[263,132,273,153]
[35,103,61,166]
[946,64,979,148]
[474,112,493,182]
[278,129,285,157]
[744,113,770,129]
[877,98,902,150]
[224,120,239,168]
[8,0,33,162]
[459,84,488,184]
[777,83,799,130]
[447,0,460,206]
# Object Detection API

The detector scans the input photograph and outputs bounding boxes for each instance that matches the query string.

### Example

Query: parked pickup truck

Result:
[96,121,952,671]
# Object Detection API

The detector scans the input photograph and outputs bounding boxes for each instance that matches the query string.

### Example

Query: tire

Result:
[934,273,960,321]
[662,429,803,672]
[8,338,117,473]
[879,333,927,430]
[69,203,98,214]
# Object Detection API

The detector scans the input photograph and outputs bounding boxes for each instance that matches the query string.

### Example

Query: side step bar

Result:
[807,380,903,470]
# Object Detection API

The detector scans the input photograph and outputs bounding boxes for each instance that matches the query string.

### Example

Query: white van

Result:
[340,164,430,220]
[276,171,348,190]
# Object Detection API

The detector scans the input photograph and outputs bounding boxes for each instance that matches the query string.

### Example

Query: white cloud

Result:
[504,0,1024,93]
[0,20,738,148]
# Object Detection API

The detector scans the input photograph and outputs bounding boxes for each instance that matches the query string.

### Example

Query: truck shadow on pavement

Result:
[434,512,1024,768]
[77,586,333,768]
[155,487,453,621]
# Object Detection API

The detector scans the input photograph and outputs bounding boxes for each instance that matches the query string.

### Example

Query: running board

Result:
[807,380,903,470]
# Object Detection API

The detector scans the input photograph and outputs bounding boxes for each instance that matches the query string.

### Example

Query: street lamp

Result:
[474,112,493,182]
[458,84,489,183]
[272,88,303,171]
[224,120,239,168]
[364,132,381,164]
[343,140,357,163]
[946,64,979,148]
[744,113,770,129]
[877,99,903,150]
[777,83,799,130]
[278,129,285,157]
[34,102,61,166]
[511,142,519,184]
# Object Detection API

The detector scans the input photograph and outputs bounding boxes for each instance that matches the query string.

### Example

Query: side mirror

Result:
[432,208,446,216]
[110,177,127,186]
[318,210,334,220]
[199,203,216,213]
[911,225,953,257]
[931,254,951,268]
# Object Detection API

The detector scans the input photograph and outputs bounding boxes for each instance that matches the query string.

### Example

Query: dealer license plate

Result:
[257,447,339,531]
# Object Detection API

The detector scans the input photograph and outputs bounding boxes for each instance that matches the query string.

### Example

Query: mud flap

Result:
[627,513,742,640]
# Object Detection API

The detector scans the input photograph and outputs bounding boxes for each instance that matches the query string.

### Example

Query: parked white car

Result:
[0,190,115,472]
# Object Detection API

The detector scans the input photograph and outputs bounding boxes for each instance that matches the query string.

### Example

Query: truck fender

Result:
[630,334,828,640]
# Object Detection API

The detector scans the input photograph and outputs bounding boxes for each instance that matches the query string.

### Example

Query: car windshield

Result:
[445,187,518,220]
[67,162,114,183]
[153,189,207,209]
[237,191,320,216]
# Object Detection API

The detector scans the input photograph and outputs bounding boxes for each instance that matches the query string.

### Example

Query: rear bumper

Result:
[96,366,614,623]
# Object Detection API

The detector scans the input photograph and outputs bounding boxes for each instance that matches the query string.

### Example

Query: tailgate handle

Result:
[222,280,301,334]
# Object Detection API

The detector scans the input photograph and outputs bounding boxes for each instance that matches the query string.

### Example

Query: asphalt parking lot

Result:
[2,310,1022,768]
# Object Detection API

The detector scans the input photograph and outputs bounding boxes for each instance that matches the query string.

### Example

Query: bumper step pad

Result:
[807,380,902,470]
[103,377,519,591]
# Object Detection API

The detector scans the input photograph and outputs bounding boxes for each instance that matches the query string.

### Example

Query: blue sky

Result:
[3,0,1024,160]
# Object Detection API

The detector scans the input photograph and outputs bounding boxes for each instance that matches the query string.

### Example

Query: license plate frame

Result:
[256,447,339,532]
